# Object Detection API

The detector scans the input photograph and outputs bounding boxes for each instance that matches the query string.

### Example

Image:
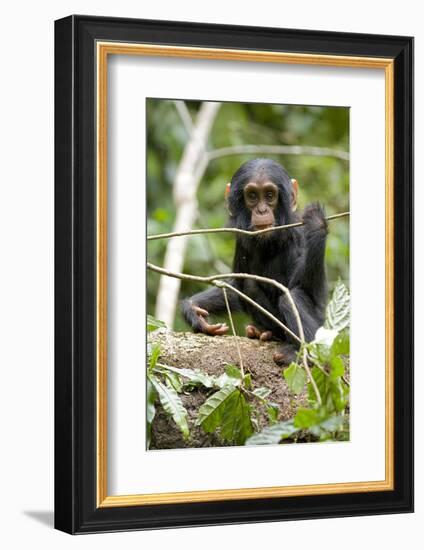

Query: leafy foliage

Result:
[146,324,277,447]
[324,279,350,331]
[246,281,350,445]
[147,283,350,448]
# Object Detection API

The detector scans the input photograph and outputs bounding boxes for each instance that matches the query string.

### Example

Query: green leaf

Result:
[330,356,345,379]
[146,378,158,449]
[215,372,242,388]
[330,379,349,412]
[164,371,183,393]
[149,376,189,439]
[245,420,298,446]
[266,402,280,423]
[148,343,161,371]
[147,314,166,332]
[308,366,327,404]
[243,373,252,390]
[324,280,350,331]
[220,390,254,444]
[331,330,350,357]
[225,364,243,379]
[283,363,307,395]
[197,386,253,444]
[252,387,272,400]
[313,327,338,347]
[196,385,238,430]
[157,364,215,388]
[294,407,320,428]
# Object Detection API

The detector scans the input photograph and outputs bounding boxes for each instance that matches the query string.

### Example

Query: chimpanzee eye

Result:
[247,192,257,201]
[266,191,275,201]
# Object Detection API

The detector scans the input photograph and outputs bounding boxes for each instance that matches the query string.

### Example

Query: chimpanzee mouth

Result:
[254,224,273,231]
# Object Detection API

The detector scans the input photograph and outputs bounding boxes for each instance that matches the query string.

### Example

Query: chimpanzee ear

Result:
[290,178,299,211]
[225,182,233,215]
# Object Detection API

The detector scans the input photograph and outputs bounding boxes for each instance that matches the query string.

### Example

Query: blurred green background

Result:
[147,99,349,332]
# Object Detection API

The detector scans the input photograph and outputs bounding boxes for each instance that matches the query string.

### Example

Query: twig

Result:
[206,144,349,162]
[147,263,301,343]
[216,281,300,346]
[173,100,194,135]
[147,211,349,241]
[147,262,322,404]
[222,287,245,378]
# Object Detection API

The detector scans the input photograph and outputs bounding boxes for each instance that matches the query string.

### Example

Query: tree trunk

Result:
[154,101,221,326]
[149,330,306,449]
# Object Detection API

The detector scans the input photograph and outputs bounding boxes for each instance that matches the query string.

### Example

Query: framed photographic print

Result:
[54,15,413,534]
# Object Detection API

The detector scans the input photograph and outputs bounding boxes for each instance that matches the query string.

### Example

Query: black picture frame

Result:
[55,15,414,534]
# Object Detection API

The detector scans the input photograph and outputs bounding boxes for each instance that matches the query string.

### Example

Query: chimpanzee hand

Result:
[302,202,328,234]
[191,305,229,336]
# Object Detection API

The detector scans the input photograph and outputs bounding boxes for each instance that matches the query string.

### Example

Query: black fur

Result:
[181,159,328,355]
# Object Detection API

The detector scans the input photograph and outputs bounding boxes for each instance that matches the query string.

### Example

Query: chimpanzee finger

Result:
[211,323,229,335]
[199,319,228,336]
[246,324,261,338]
[193,306,209,317]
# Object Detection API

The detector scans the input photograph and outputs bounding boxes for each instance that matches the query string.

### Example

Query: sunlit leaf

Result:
[324,280,350,331]
[252,387,272,400]
[149,376,189,440]
[314,327,338,347]
[148,343,161,371]
[156,363,215,388]
[294,407,320,429]
[283,363,307,395]
[245,420,298,446]
[147,314,166,332]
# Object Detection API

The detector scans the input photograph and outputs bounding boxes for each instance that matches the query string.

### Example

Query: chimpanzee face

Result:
[243,180,279,230]
[227,159,298,233]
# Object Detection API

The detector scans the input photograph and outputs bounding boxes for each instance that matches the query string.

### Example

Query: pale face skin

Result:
[243,180,279,229]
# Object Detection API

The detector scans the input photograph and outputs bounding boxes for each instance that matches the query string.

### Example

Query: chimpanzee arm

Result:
[181,282,242,335]
[291,202,328,309]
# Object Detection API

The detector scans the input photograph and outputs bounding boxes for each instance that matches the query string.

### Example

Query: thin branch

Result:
[148,262,301,344]
[216,281,300,346]
[173,100,194,135]
[148,262,322,404]
[301,345,320,405]
[222,287,245,378]
[148,211,349,241]
[206,144,349,163]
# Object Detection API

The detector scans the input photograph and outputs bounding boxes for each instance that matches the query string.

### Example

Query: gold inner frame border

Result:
[96,42,394,508]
